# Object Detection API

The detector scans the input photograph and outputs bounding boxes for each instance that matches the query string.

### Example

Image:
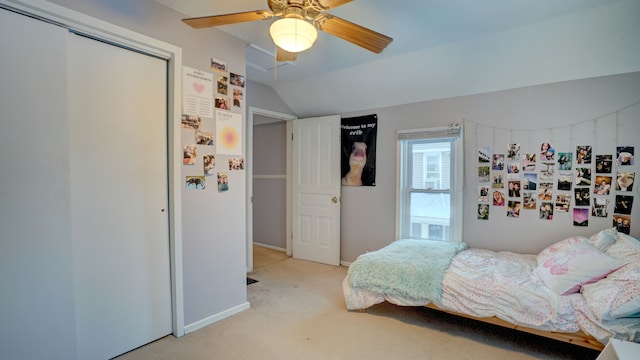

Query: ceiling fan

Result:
[182,0,393,62]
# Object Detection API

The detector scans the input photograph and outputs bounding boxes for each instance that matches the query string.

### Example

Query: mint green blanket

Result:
[347,239,468,301]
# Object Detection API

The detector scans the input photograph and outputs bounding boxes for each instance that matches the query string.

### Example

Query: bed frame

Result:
[424,303,605,351]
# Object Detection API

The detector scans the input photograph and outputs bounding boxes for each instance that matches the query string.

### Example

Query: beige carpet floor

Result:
[116,246,599,360]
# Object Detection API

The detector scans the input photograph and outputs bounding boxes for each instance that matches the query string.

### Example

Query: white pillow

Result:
[534,240,625,295]
[606,233,640,263]
[588,227,618,252]
[537,235,588,265]
[581,262,640,321]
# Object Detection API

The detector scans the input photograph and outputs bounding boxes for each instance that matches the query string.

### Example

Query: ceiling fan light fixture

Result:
[269,18,317,53]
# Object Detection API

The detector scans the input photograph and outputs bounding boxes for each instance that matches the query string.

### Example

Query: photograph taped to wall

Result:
[233,89,243,108]
[181,114,202,131]
[478,166,490,182]
[575,167,592,186]
[196,131,214,146]
[217,75,228,95]
[558,171,572,191]
[492,154,504,171]
[215,96,230,110]
[558,152,572,170]
[595,155,613,173]
[540,142,555,161]
[507,143,520,160]
[507,162,520,179]
[574,188,590,206]
[478,204,489,220]
[616,146,634,166]
[555,193,571,212]
[592,198,609,218]
[539,182,553,201]
[523,192,536,209]
[186,176,205,190]
[614,195,633,215]
[492,172,504,188]
[613,214,631,234]
[230,72,245,87]
[203,155,215,176]
[594,176,612,196]
[228,157,244,170]
[616,172,635,191]
[341,114,377,186]
[576,145,592,164]
[210,57,227,74]
[522,153,536,171]
[573,208,589,226]
[507,200,521,218]
[478,185,490,202]
[183,144,197,165]
[523,173,537,190]
[217,171,229,192]
[507,180,521,198]
[492,190,505,206]
[478,146,491,163]
[540,202,553,220]
[539,162,555,181]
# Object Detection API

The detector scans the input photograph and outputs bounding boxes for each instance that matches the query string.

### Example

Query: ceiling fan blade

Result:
[319,0,353,10]
[182,10,273,29]
[276,47,298,62]
[316,14,393,54]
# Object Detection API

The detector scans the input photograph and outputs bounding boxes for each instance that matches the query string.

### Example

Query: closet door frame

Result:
[0,0,185,337]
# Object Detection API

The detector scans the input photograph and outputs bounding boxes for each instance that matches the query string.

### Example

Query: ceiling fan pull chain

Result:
[274,44,278,81]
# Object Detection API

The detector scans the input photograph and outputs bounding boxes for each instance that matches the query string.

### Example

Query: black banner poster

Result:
[341,114,377,186]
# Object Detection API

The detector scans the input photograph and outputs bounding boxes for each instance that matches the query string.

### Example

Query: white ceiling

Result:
[152,0,628,117]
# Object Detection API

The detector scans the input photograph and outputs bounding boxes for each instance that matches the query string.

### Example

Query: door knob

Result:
[332,196,338,203]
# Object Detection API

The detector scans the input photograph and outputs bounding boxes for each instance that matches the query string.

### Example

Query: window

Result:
[397,125,463,242]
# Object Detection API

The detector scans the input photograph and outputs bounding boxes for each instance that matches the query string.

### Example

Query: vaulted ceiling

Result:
[153,0,638,117]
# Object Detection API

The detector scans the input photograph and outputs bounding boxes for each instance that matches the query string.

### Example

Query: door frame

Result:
[0,0,185,337]
[246,107,296,272]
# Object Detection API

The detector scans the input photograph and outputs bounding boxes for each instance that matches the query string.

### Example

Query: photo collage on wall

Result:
[477,142,635,233]
[181,59,245,192]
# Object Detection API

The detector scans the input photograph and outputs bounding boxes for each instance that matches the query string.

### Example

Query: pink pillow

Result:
[534,240,625,295]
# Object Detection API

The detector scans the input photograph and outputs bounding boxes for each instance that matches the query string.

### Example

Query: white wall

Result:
[246,79,294,115]
[340,72,640,262]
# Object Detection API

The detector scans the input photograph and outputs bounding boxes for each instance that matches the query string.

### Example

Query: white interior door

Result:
[67,33,172,359]
[292,115,341,266]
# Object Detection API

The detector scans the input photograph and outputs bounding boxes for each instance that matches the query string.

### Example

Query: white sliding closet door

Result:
[0,9,76,359]
[67,33,172,359]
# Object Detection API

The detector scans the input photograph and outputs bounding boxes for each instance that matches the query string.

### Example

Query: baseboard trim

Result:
[184,302,250,335]
[253,242,286,252]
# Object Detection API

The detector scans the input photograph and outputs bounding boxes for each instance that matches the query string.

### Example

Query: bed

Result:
[343,229,640,351]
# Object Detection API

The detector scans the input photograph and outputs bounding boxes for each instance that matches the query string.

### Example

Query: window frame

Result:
[395,125,464,242]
